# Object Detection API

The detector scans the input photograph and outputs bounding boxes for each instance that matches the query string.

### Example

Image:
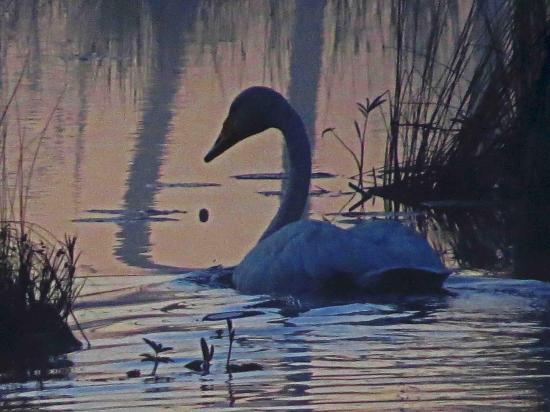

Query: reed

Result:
[371,0,550,203]
[0,64,83,377]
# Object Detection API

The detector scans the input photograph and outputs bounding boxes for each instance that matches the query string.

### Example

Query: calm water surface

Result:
[1,1,549,410]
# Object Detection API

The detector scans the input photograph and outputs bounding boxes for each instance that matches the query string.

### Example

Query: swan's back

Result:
[233,219,450,295]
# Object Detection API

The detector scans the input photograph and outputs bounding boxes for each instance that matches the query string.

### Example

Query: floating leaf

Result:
[185,360,203,372]
[202,310,263,321]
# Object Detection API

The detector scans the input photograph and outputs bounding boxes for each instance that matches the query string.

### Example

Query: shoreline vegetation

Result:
[0,64,83,381]
[339,0,550,204]
[373,0,549,204]
[334,0,550,280]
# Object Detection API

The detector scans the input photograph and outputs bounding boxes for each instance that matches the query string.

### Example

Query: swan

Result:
[204,86,450,295]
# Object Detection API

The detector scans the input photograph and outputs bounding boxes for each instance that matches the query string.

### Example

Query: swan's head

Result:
[204,86,288,162]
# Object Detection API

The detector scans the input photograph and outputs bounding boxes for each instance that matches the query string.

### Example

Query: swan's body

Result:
[205,86,450,295]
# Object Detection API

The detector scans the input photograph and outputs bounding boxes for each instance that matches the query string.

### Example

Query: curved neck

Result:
[259,107,312,242]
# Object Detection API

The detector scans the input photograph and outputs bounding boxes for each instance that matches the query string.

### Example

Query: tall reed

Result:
[375,0,550,202]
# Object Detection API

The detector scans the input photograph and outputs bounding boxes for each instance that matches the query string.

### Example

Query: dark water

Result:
[1,1,549,410]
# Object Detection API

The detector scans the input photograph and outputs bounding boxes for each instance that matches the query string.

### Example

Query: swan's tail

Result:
[358,267,452,294]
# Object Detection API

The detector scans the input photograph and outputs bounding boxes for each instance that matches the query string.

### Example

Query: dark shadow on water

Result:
[115,1,199,272]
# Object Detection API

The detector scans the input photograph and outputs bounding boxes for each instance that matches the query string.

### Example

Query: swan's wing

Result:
[344,221,450,293]
[234,219,449,295]
[234,220,345,294]
[345,220,446,272]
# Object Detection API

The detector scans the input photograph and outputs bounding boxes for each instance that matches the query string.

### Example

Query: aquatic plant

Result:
[322,92,386,194]
[0,61,84,379]
[372,0,550,204]
[225,319,236,369]
[223,319,262,374]
[140,337,174,377]
[0,224,84,375]
[201,311,263,374]
[185,337,214,374]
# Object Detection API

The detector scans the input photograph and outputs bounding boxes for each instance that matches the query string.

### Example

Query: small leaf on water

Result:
[209,345,214,360]
[157,356,174,363]
[185,359,203,372]
[157,346,173,353]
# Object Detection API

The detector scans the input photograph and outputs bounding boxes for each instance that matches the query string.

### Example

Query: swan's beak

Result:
[204,129,237,162]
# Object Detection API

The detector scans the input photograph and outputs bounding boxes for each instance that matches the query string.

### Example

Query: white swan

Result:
[204,86,450,295]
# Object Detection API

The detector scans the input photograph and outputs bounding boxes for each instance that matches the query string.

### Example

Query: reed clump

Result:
[0,225,82,372]
[0,65,82,378]
[367,0,550,204]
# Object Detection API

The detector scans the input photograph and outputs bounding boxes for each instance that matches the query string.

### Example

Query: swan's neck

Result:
[259,107,312,242]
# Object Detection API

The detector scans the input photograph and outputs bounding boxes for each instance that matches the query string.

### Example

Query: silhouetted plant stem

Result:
[140,338,173,377]
[226,319,235,369]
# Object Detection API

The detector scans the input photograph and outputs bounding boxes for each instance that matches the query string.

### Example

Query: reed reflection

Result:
[115,1,198,271]
[284,1,325,218]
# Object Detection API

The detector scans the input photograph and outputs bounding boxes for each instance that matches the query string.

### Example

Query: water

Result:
[1,1,549,410]
[2,276,550,410]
